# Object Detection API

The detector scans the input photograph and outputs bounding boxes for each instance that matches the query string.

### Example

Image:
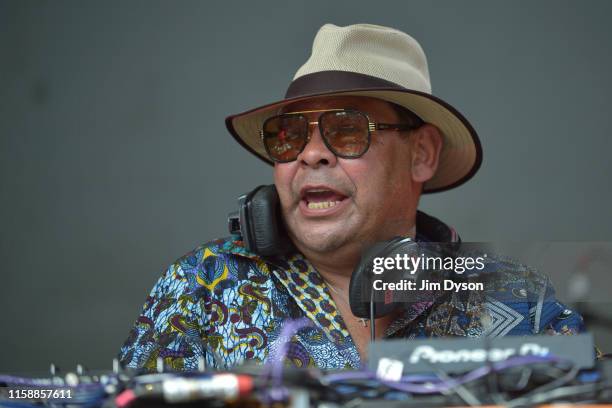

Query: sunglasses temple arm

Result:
[376,123,422,131]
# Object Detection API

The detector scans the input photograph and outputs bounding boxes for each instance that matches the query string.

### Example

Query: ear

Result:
[409,124,443,183]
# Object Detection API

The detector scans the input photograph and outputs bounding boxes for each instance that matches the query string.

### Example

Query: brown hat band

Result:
[285,71,405,99]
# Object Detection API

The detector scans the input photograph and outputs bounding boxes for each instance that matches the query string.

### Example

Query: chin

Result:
[292,227,351,254]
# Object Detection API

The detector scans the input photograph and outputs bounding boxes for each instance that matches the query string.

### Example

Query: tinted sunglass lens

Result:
[321,111,370,157]
[263,115,308,161]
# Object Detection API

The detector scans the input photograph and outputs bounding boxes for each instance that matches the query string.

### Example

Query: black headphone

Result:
[348,236,420,320]
[227,185,294,257]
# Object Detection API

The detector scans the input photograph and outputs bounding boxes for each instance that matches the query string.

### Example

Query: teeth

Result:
[307,201,342,209]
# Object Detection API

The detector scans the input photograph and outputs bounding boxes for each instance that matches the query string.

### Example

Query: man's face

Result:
[273,96,421,256]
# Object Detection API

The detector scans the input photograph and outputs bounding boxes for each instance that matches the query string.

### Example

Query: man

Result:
[118,23,584,371]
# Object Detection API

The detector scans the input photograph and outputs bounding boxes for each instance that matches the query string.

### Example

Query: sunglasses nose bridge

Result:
[297,119,337,166]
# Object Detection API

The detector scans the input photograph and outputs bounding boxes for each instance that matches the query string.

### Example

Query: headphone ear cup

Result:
[349,237,414,318]
[247,185,293,256]
[349,241,390,318]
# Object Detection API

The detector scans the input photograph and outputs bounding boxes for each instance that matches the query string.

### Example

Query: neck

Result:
[295,223,417,291]
[304,243,360,292]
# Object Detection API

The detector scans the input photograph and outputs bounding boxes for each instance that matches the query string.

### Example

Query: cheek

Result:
[340,159,385,203]
[347,142,413,205]
[273,163,297,203]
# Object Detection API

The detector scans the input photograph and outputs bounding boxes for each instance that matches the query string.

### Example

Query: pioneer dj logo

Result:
[409,343,550,364]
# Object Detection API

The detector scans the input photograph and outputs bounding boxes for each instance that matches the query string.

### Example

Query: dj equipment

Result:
[369,333,596,375]
[1,334,610,407]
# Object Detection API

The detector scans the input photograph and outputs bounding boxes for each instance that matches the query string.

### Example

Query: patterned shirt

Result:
[117,212,584,371]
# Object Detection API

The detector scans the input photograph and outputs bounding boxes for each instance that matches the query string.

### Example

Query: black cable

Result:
[369,290,375,341]
[483,336,507,406]
[507,382,606,406]
[511,362,580,403]
[514,367,533,391]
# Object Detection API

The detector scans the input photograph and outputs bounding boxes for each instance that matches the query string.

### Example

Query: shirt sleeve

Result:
[530,271,585,335]
[117,261,208,372]
[539,302,586,335]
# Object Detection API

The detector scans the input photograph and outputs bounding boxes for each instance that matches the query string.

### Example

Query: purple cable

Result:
[322,354,562,395]
[324,371,440,384]
[263,318,312,389]
[381,355,559,394]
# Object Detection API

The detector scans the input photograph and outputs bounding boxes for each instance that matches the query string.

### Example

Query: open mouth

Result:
[300,188,349,210]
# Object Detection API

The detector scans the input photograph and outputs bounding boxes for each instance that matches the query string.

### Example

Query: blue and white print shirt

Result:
[117,212,585,372]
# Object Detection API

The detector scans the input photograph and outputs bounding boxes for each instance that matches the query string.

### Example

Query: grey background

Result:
[1,0,611,373]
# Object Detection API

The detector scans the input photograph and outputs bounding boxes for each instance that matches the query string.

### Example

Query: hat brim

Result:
[225,88,482,194]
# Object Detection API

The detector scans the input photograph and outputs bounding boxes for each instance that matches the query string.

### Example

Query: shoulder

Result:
[166,236,274,294]
[475,252,557,305]
[118,236,275,369]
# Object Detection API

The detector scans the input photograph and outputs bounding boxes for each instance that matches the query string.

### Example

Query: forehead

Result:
[279,95,397,118]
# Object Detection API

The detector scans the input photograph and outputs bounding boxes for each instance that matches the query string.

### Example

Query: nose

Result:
[297,124,338,168]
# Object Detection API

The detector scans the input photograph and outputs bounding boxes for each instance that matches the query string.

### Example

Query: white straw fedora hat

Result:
[225,23,482,193]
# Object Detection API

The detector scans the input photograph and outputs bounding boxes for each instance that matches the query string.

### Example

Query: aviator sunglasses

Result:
[261,108,424,163]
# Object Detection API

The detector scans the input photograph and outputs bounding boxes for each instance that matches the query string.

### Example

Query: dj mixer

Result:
[2,334,611,407]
